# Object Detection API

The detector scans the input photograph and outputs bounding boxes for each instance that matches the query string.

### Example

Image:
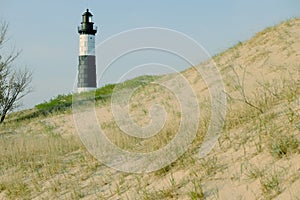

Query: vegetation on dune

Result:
[35,75,156,113]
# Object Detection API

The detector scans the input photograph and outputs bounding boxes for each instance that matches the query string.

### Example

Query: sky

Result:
[0,0,299,109]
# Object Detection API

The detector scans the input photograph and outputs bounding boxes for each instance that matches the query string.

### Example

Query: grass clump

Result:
[270,134,299,158]
[260,170,282,199]
[5,181,31,200]
[200,156,222,176]
[188,179,205,200]
[244,164,263,180]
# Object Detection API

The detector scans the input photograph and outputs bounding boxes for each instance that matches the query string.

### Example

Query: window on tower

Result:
[89,16,93,22]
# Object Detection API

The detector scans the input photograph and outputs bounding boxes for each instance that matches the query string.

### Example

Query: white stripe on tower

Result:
[77,9,97,93]
[79,35,95,56]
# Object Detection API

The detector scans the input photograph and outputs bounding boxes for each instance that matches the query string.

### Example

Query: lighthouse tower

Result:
[77,9,97,93]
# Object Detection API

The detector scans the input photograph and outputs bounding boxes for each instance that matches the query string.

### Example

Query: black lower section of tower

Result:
[77,56,97,88]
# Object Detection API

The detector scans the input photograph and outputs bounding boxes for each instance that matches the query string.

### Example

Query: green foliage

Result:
[34,75,156,116]
[95,84,115,100]
[34,84,114,114]
[36,94,73,114]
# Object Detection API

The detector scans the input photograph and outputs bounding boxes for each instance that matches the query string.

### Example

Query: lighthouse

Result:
[77,9,97,93]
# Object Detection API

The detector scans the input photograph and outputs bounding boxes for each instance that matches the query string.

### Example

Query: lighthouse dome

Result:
[78,8,97,35]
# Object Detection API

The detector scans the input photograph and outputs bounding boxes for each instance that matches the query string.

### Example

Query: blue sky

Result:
[0,0,299,108]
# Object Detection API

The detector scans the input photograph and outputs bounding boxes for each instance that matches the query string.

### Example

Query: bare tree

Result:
[0,22,32,123]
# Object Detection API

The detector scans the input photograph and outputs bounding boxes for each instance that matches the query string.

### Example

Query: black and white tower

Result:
[77,9,97,93]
